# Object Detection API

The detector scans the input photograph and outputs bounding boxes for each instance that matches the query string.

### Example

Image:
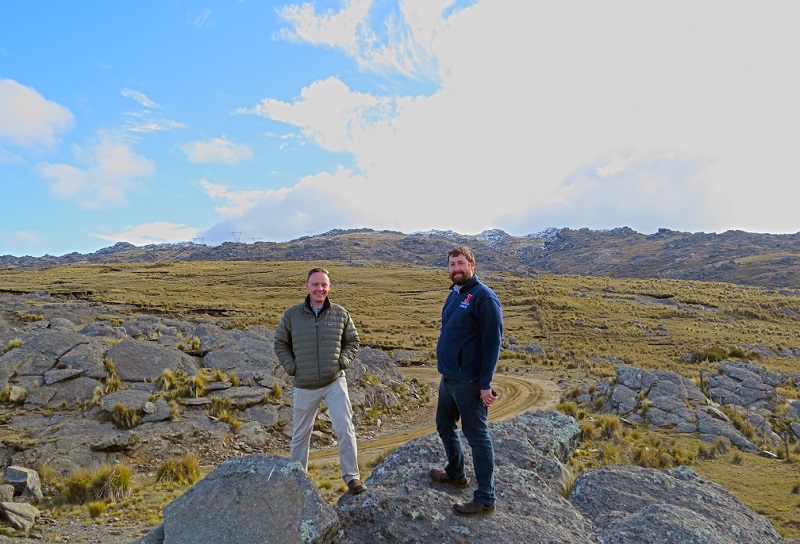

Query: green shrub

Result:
[691,346,729,363]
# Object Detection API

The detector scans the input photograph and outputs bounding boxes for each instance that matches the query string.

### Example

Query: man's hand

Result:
[480,388,497,408]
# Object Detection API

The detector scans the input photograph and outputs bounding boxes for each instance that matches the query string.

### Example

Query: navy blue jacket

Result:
[436,275,503,390]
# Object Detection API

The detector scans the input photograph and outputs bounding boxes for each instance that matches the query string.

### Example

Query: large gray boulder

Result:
[136,455,338,544]
[337,411,594,544]
[0,501,40,532]
[106,339,199,382]
[3,466,43,504]
[570,464,784,543]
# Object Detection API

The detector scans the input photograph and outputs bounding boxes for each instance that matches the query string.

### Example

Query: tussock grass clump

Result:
[178,335,202,355]
[38,462,59,488]
[105,375,124,393]
[720,406,758,441]
[156,453,201,485]
[158,368,209,399]
[632,445,674,469]
[207,397,233,418]
[206,397,241,432]
[556,401,583,419]
[59,463,132,504]
[103,358,125,393]
[2,337,23,354]
[109,403,141,429]
[559,470,578,498]
[157,368,179,390]
[360,373,380,387]
[87,501,106,517]
[262,381,284,404]
[697,438,729,460]
[597,415,622,441]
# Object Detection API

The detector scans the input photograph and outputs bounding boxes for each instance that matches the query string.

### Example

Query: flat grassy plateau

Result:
[2,260,800,537]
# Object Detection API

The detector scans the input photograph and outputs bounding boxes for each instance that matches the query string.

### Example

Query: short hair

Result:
[307,267,330,281]
[447,246,475,264]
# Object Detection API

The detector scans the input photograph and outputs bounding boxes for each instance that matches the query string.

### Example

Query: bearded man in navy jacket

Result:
[430,245,503,515]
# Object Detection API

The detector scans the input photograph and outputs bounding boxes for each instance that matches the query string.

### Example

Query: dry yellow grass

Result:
[2,261,800,535]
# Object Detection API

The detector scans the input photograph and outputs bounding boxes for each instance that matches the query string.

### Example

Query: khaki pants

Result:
[290,376,360,484]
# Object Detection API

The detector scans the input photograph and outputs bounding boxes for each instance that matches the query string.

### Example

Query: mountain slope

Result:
[2,227,799,289]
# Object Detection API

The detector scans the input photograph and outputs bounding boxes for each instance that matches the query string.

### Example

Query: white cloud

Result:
[199,179,278,214]
[276,0,370,50]
[188,9,212,29]
[0,79,74,149]
[500,152,715,235]
[121,91,185,133]
[125,116,186,134]
[234,0,800,240]
[244,77,396,167]
[180,138,253,164]
[93,222,200,246]
[37,131,155,208]
[276,0,445,81]
[121,89,160,109]
[199,167,367,244]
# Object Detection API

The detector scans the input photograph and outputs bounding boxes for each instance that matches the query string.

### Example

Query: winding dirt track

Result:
[310,368,562,465]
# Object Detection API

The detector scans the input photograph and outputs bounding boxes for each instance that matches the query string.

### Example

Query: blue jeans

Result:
[435,378,496,506]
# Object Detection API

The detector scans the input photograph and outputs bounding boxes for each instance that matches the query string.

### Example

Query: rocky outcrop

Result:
[2,291,798,541]
[571,464,783,543]
[138,411,788,544]
[0,292,429,480]
[575,361,796,453]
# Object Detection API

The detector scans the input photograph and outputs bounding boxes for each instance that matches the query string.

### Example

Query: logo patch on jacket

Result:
[460,294,473,309]
[325,322,335,327]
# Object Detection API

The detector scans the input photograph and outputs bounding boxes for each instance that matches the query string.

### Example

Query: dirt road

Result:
[310,368,562,466]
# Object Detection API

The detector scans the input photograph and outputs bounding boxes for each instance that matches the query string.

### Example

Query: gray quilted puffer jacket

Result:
[273,297,360,389]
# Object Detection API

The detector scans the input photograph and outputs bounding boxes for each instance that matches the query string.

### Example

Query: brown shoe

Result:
[453,501,496,515]
[347,479,367,495]
[430,468,469,488]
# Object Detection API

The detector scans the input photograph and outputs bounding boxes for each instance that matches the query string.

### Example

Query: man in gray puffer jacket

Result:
[274,267,366,494]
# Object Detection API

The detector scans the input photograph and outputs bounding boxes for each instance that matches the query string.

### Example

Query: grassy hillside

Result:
[2,260,798,373]
[2,261,800,535]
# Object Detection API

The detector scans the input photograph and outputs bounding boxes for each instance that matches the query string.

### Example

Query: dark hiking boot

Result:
[347,479,367,495]
[453,500,496,515]
[430,468,469,488]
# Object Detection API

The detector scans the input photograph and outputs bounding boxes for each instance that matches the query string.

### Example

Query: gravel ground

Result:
[1,513,156,543]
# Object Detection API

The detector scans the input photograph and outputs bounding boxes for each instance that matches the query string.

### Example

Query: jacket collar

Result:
[305,295,331,313]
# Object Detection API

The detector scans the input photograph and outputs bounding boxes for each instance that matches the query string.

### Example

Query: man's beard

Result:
[450,272,470,285]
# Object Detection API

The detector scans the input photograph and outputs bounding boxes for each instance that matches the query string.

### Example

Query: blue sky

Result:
[1,1,799,257]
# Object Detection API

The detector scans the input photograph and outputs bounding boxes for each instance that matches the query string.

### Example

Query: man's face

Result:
[306,271,330,306]
[448,254,475,286]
